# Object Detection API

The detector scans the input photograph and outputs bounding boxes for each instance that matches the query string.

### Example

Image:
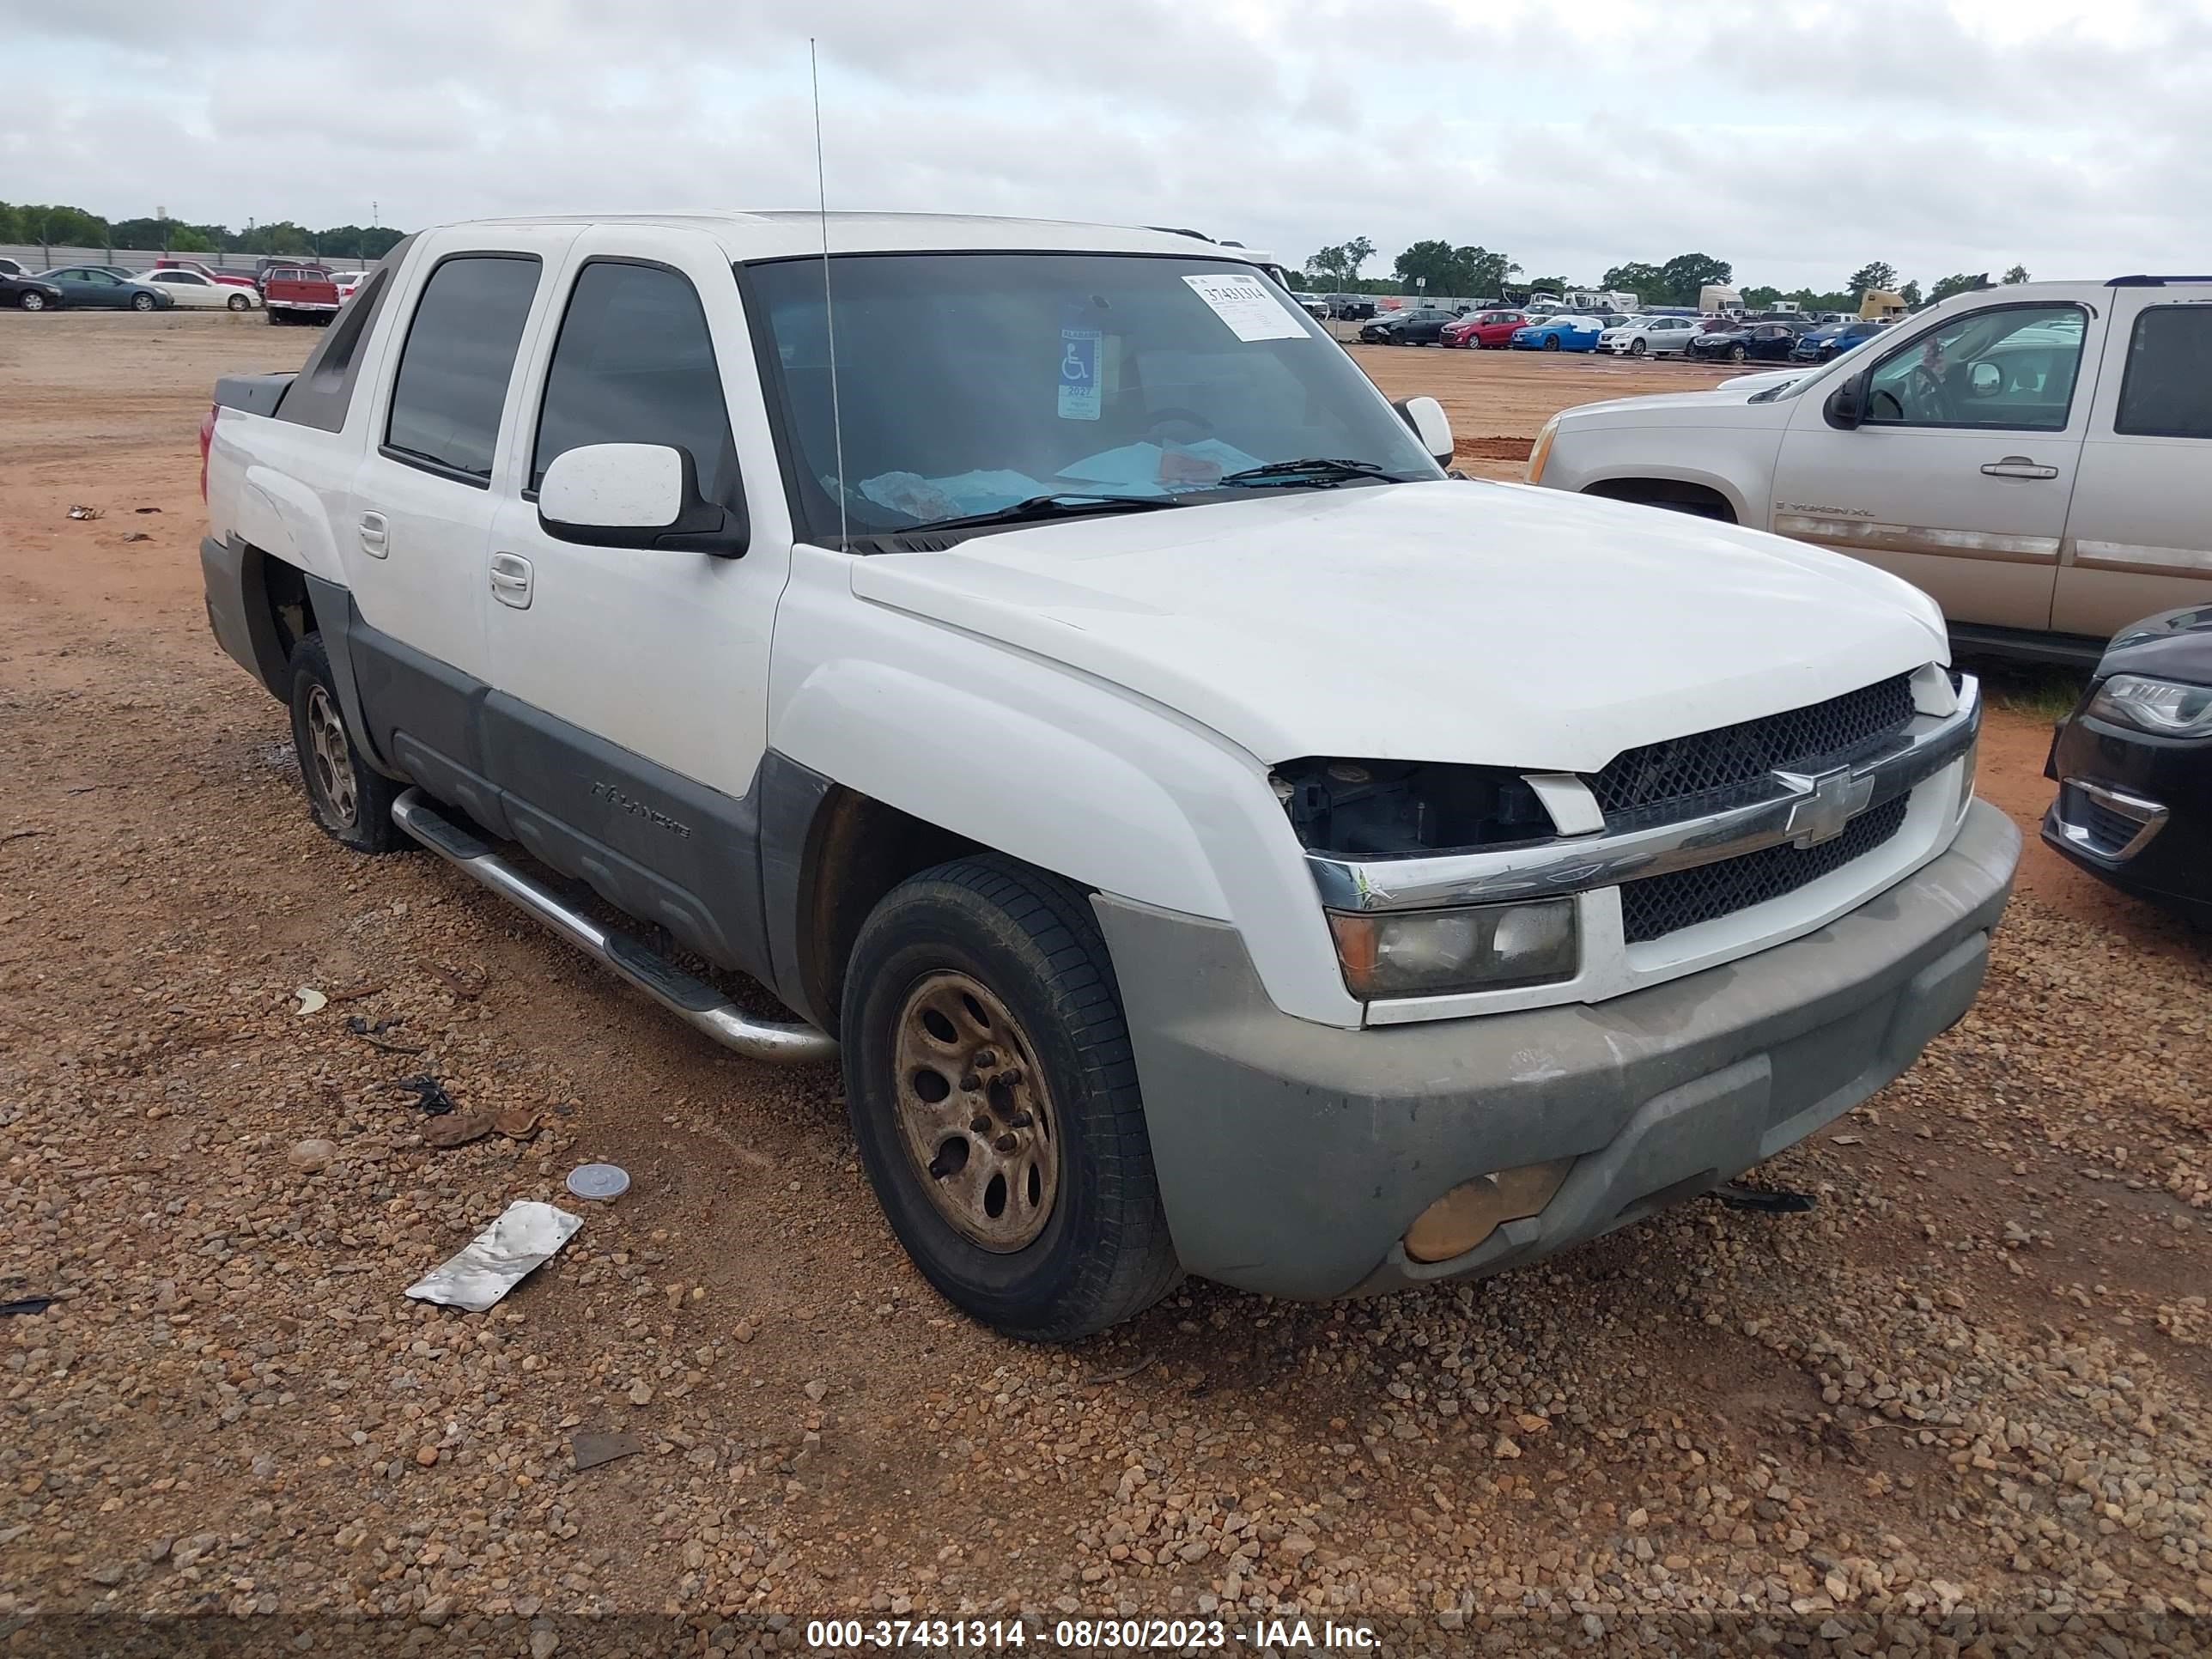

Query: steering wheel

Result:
[1144,406,1215,443]
[1905,364,1954,424]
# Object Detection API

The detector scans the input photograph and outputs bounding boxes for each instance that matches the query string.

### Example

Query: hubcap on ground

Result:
[892,970,1059,1251]
[305,684,358,828]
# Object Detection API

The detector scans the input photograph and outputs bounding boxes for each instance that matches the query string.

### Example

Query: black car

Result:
[1329,294,1376,320]
[1686,321,1803,364]
[1,270,66,312]
[2043,605,2212,925]
[1359,307,1455,344]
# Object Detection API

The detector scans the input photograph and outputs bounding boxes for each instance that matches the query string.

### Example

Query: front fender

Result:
[765,553,1371,1028]
[773,656,1233,922]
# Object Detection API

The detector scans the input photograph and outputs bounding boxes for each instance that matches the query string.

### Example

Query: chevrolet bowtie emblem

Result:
[1776,766,1875,848]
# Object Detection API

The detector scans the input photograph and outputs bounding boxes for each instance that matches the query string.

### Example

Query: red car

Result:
[1442,307,1532,349]
[153,258,256,289]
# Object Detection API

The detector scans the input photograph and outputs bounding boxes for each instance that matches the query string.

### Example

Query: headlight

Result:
[1526,416,1559,483]
[1328,899,1578,999]
[2087,673,2212,737]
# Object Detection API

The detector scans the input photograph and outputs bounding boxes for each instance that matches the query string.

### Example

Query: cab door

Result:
[342,228,576,827]
[478,226,793,975]
[1767,300,2100,635]
[2052,291,2212,640]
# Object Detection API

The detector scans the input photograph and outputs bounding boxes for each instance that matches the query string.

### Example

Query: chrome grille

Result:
[1587,674,1918,825]
[1620,795,1910,945]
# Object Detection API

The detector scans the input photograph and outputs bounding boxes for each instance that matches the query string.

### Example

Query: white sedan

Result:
[139,268,261,311]
[1601,314,1702,357]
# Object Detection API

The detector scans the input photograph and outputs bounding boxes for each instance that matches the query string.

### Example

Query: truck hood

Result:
[1553,372,1817,426]
[848,480,1947,771]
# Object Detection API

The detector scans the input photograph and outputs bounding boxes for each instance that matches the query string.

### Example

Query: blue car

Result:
[1790,319,1884,362]
[1510,314,1601,352]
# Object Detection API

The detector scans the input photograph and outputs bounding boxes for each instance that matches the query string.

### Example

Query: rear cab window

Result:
[382,254,544,484]
[2114,307,2212,440]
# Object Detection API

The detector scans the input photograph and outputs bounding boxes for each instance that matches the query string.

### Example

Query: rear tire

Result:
[842,855,1181,1342]
[288,635,404,854]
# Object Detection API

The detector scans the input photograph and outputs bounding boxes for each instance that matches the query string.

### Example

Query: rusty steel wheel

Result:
[287,634,404,854]
[892,970,1060,1251]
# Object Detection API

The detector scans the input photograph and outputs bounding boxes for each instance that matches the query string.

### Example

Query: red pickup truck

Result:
[262,264,341,326]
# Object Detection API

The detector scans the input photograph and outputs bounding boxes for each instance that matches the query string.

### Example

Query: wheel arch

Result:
[1578,473,1746,524]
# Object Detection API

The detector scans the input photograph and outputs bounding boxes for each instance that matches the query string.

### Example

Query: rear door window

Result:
[384,254,542,482]
[531,259,739,505]
[2114,306,2212,440]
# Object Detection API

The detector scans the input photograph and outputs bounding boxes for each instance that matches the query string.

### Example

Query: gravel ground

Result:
[3,313,2209,1656]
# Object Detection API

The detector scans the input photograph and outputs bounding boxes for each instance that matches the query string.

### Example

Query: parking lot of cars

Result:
[3,303,2205,1648]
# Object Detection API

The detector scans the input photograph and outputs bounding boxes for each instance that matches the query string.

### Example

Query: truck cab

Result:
[200,213,2016,1339]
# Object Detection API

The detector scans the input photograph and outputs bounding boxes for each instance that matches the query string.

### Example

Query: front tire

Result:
[1629,337,1647,357]
[131,292,157,313]
[228,292,251,312]
[288,635,404,854]
[1544,336,1560,351]
[1729,343,1747,363]
[18,291,46,312]
[842,856,1181,1341]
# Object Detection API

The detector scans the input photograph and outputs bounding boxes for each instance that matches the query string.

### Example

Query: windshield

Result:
[749,252,1439,543]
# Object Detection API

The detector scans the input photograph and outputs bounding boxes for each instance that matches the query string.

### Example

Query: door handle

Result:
[1980,457,2059,480]
[488,551,534,610]
[358,511,389,558]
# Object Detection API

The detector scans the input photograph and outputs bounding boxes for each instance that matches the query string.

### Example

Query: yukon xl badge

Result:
[592,781,692,839]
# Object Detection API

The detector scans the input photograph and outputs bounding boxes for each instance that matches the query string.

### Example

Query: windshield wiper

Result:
[1215,457,1395,488]
[901,493,1188,537]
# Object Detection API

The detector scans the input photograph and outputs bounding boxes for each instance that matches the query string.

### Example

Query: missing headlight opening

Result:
[1268,758,1557,855]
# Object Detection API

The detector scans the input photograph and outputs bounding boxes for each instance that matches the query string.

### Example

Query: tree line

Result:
[1303,240,2033,312]
[0,201,407,262]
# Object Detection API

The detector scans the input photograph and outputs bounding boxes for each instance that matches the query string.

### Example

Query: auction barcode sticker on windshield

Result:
[1182,272,1306,342]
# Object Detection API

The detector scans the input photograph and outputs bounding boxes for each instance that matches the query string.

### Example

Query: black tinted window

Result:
[532,261,738,503]
[385,254,541,481]
[2116,307,2212,440]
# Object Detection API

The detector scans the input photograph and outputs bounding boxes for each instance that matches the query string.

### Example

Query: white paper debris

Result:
[294,987,327,1016]
[1181,271,1306,343]
[404,1200,582,1313]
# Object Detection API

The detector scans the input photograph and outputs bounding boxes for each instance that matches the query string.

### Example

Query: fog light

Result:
[1403,1158,1574,1263]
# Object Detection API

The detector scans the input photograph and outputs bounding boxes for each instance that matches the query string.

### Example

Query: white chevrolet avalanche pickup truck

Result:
[198,212,2018,1340]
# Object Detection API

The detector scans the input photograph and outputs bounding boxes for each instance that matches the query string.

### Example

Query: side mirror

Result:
[537,442,748,558]
[1823,370,1869,431]
[1394,394,1455,467]
[1969,361,2002,398]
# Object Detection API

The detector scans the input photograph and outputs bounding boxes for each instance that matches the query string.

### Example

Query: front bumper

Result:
[2042,708,2212,919]
[1095,799,2018,1301]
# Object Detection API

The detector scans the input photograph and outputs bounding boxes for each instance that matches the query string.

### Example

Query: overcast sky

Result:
[3,0,2205,292]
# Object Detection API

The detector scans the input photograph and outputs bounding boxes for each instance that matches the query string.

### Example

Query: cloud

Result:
[2,0,2206,292]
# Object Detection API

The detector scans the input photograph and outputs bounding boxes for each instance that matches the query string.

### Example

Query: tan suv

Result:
[1528,276,2212,661]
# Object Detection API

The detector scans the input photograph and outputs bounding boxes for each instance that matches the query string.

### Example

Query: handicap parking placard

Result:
[1058,326,1102,421]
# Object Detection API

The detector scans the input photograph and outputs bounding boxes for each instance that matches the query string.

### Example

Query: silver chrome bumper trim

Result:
[2046,778,2168,864]
[1309,675,1982,914]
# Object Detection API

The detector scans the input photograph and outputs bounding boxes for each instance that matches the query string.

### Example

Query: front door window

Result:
[1864,306,2085,431]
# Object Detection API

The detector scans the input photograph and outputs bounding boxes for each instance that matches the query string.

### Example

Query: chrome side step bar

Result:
[390,788,837,1065]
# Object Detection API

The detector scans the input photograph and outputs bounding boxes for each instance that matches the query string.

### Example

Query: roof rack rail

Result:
[2107,275,2212,287]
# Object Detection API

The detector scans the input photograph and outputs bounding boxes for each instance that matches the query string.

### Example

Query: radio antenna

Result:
[810,38,848,550]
